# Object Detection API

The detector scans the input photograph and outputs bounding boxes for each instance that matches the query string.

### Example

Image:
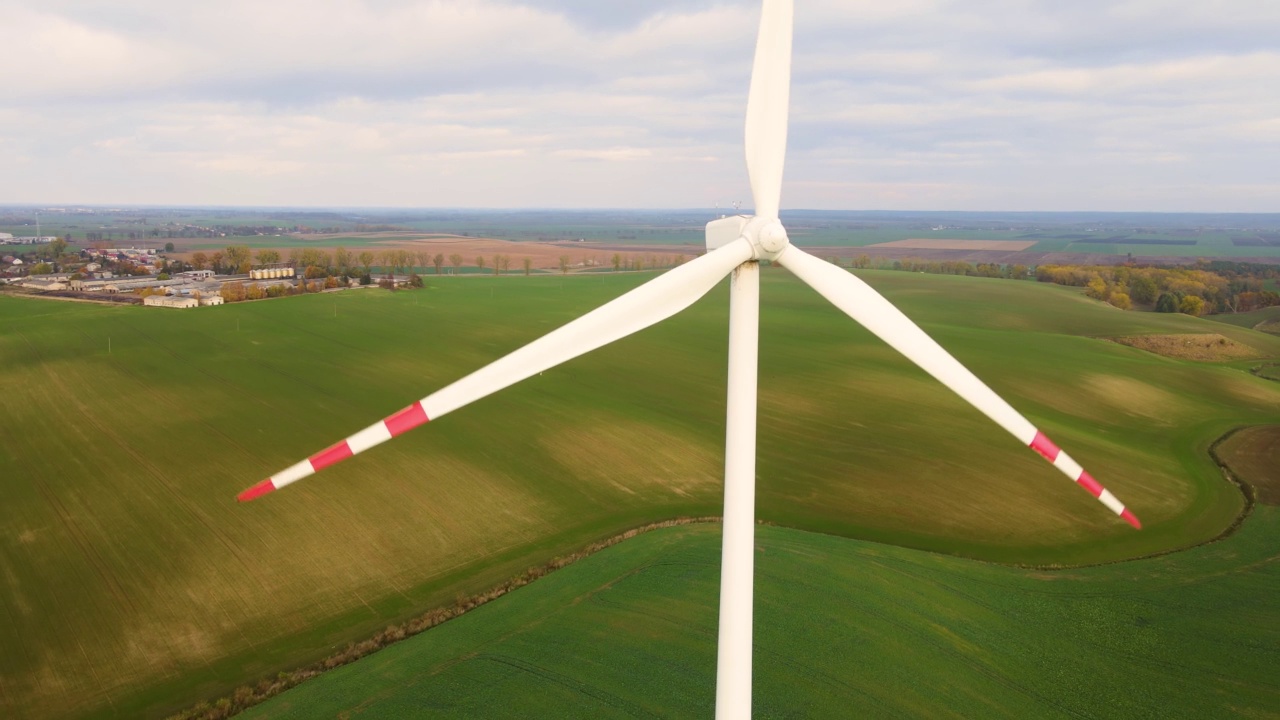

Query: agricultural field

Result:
[243,502,1280,718]
[2,268,1279,719]
[1208,306,1280,335]
[8,207,1280,261]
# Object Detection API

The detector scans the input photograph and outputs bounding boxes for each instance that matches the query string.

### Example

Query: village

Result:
[0,243,403,308]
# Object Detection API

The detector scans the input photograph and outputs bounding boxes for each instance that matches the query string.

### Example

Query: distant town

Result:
[0,239,412,309]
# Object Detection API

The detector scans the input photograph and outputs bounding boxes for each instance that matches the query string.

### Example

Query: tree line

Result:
[820,254,1278,317]
[1034,262,1280,316]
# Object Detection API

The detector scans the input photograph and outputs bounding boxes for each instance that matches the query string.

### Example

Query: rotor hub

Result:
[744,216,790,261]
[704,214,791,261]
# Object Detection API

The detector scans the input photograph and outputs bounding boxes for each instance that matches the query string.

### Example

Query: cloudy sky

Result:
[2,0,1277,211]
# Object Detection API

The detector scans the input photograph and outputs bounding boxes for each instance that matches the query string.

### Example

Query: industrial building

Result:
[143,296,199,309]
[249,265,296,280]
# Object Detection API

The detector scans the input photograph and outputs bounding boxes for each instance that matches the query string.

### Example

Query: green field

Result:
[2,269,1279,719]
[243,503,1280,719]
[1208,306,1280,335]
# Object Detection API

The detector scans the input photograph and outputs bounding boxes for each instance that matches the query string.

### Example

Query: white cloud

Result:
[1,0,1277,210]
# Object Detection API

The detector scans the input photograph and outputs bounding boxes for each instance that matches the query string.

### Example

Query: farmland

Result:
[7,207,1280,262]
[243,506,1280,719]
[2,268,1279,719]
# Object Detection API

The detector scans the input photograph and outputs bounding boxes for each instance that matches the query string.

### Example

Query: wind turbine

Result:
[238,1,1140,716]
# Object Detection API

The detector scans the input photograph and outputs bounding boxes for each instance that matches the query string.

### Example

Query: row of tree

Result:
[187,244,694,277]
[812,254,1279,317]
[841,255,1032,280]
[1035,263,1280,315]
[219,277,343,302]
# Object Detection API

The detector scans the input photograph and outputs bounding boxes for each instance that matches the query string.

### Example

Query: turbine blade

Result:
[776,246,1141,529]
[238,239,754,502]
[744,0,793,220]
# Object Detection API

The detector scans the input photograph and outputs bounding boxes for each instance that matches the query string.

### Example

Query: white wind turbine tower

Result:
[239,1,1140,716]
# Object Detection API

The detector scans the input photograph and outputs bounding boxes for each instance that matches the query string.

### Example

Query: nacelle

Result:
[706,214,752,252]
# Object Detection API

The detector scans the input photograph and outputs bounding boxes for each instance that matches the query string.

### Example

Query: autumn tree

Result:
[333,246,352,273]
[256,249,280,266]
[220,281,247,302]
[358,251,375,276]
[432,253,444,274]
[224,245,251,271]
[449,253,463,274]
[1085,276,1108,300]
[210,251,224,273]
[1179,295,1205,316]
[523,257,532,275]
[301,248,325,269]
[1109,292,1132,310]
[476,256,486,271]
[1130,275,1158,304]
[559,255,570,274]
[611,253,621,271]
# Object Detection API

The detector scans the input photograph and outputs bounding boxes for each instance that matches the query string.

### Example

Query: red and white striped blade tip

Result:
[1121,509,1142,530]
[1029,431,1141,530]
[235,400,432,503]
[237,479,276,502]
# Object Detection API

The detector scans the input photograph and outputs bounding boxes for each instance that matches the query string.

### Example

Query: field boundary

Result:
[1251,363,1280,382]
[167,516,721,720]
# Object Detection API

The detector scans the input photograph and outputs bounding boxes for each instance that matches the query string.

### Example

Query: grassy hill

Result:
[1207,305,1280,335]
[2,269,1278,719]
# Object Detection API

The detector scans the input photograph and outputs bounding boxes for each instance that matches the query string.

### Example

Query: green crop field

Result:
[242,504,1280,719]
[1208,306,1280,335]
[2,268,1279,719]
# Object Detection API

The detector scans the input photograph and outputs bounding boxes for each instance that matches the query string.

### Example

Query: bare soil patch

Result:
[302,231,466,241]
[1111,333,1263,362]
[1216,426,1280,504]
[866,239,1038,251]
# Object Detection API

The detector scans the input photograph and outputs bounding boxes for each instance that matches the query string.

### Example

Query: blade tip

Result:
[1121,508,1142,530]
[237,479,276,503]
